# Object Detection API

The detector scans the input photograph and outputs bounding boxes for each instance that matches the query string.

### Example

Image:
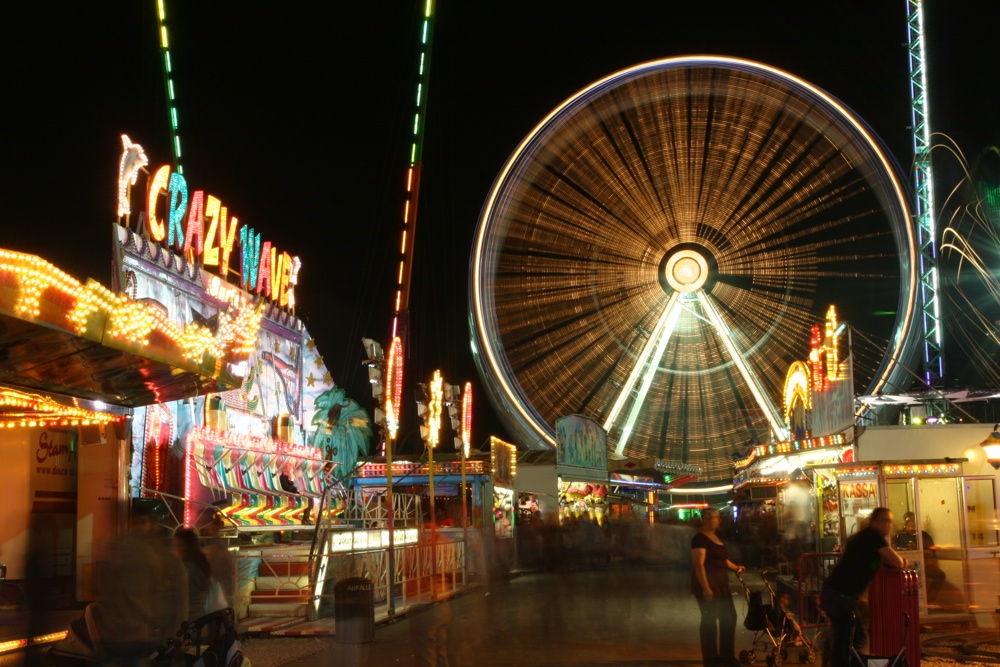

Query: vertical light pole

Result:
[426,371,443,598]
[383,337,403,615]
[460,382,473,582]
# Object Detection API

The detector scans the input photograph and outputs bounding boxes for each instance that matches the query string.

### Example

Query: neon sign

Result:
[117,135,301,309]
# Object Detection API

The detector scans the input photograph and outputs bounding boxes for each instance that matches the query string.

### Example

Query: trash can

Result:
[334,577,375,644]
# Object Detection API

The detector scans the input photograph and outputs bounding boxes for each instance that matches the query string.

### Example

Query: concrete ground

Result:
[244,566,781,667]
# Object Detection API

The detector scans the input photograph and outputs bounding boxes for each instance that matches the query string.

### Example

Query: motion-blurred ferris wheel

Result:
[470,57,922,480]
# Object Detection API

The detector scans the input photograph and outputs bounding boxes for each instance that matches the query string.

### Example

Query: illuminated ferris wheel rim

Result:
[470,55,919,450]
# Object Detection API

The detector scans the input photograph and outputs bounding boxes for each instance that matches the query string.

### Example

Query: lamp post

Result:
[978,424,1000,470]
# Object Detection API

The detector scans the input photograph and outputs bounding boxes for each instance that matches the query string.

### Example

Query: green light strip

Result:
[156,0,183,174]
[392,0,436,334]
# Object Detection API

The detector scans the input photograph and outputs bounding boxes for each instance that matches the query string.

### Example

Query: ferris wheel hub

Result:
[663,249,709,293]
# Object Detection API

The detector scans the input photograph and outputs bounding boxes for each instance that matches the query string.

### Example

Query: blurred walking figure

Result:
[691,509,746,667]
[173,528,212,621]
[96,504,171,666]
[204,514,237,606]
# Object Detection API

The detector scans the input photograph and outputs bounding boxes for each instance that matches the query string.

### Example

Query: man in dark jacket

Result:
[821,507,907,666]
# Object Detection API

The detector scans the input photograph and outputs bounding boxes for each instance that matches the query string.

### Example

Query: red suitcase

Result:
[868,568,920,666]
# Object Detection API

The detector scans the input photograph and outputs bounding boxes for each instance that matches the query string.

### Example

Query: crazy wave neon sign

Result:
[116,135,301,309]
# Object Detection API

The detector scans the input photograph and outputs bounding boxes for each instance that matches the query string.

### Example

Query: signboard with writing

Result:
[116,135,300,309]
[555,415,608,472]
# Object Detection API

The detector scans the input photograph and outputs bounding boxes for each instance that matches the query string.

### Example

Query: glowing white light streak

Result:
[668,484,733,494]
[603,292,677,447]
[697,291,788,440]
[613,294,684,455]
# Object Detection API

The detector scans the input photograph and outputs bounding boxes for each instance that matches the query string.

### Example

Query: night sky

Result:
[1,2,998,456]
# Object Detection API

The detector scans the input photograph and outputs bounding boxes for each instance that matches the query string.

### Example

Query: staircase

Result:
[246,545,312,620]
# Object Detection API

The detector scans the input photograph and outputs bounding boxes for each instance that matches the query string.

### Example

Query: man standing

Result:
[821,507,907,666]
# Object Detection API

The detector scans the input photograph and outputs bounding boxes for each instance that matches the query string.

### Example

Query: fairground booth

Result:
[0,135,388,640]
[554,415,609,524]
[733,306,1000,625]
[732,306,855,568]
[0,137,304,604]
[109,136,362,539]
[346,438,508,579]
[607,458,701,523]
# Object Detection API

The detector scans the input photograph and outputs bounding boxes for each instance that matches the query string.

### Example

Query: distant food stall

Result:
[732,306,857,568]
[555,415,609,524]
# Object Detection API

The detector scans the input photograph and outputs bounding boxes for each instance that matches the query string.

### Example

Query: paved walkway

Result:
[245,566,779,667]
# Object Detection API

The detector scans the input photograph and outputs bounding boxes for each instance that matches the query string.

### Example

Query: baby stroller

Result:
[46,605,248,667]
[737,571,817,666]
[46,603,106,666]
[150,607,249,667]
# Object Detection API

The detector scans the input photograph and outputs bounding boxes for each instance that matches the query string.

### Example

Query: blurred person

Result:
[149,520,188,641]
[173,528,212,621]
[892,511,933,551]
[691,509,746,667]
[280,461,311,524]
[776,592,804,645]
[820,507,906,667]
[410,526,455,666]
[893,511,945,602]
[409,600,452,667]
[204,514,237,606]
[96,504,166,665]
[435,505,455,528]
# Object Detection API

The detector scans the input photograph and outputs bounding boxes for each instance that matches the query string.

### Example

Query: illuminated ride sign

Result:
[116,135,302,310]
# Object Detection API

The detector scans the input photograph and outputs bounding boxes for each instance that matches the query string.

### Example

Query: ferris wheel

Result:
[470,56,922,480]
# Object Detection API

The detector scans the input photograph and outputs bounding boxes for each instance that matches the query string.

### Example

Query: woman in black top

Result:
[691,509,746,667]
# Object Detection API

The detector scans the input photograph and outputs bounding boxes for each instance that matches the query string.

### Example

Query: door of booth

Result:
[883,475,999,617]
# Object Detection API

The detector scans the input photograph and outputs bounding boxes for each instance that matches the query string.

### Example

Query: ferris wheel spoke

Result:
[696,290,788,440]
[605,292,684,456]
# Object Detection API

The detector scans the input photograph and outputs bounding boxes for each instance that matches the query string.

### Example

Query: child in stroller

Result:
[737,571,817,666]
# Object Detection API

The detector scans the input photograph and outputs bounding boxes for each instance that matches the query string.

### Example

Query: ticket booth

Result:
[818,459,998,620]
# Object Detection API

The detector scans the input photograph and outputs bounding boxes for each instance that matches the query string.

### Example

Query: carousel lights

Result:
[667,484,734,494]
[188,425,323,460]
[489,436,517,478]
[833,466,877,478]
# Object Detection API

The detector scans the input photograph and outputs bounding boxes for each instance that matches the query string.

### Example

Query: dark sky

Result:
[2,2,998,454]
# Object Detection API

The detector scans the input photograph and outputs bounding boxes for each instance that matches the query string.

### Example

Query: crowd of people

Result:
[515,513,699,572]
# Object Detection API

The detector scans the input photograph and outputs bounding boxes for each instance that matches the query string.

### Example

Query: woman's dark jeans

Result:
[696,593,738,666]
